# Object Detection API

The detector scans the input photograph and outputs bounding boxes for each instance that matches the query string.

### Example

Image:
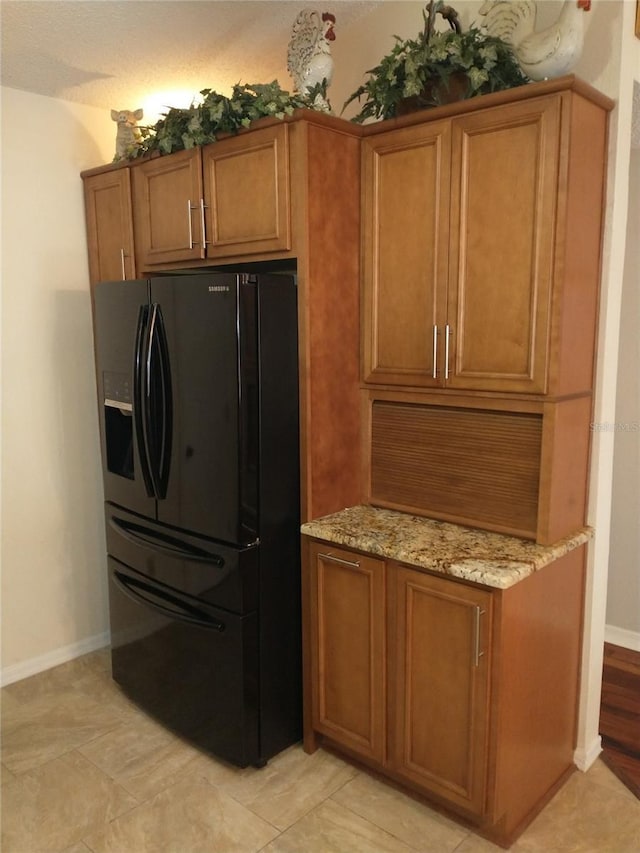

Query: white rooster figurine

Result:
[287,9,336,111]
[478,0,591,81]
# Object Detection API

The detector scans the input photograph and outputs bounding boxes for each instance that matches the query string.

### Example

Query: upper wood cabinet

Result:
[131,124,290,270]
[83,168,136,286]
[446,98,559,394]
[132,148,204,266]
[362,85,610,397]
[362,119,451,387]
[202,124,291,258]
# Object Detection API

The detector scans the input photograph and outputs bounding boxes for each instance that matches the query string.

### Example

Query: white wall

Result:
[607,145,640,647]
[1,87,114,683]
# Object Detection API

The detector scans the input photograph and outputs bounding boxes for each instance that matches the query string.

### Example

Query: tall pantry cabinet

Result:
[301,76,612,849]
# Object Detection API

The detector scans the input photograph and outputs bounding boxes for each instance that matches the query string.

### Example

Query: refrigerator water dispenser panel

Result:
[104,371,134,480]
[103,370,132,407]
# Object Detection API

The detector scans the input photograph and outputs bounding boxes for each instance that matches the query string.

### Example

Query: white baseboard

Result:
[0,631,110,687]
[604,624,640,651]
[574,734,602,772]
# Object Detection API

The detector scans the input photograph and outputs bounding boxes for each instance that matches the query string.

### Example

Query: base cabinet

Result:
[302,534,586,847]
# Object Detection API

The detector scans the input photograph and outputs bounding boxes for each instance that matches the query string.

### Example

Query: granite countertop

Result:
[301,505,592,590]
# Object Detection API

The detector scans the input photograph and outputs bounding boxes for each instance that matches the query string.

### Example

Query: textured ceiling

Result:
[1,1,380,117]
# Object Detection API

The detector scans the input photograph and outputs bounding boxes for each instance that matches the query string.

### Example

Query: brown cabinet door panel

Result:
[202,124,291,258]
[446,96,561,392]
[309,543,386,763]
[132,148,204,267]
[362,122,451,386]
[83,169,135,285]
[388,565,492,815]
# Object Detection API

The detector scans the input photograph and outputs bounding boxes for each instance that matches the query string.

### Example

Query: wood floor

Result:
[600,642,640,799]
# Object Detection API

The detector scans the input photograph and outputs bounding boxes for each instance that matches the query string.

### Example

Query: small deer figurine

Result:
[111,108,143,161]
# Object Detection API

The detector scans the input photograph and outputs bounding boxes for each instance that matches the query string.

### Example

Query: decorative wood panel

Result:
[492,548,585,838]
[296,121,363,521]
[370,401,543,537]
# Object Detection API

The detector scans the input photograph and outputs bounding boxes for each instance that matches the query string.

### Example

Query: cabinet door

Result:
[362,121,451,386]
[309,542,386,763]
[202,124,291,259]
[446,96,561,393]
[132,148,204,267]
[83,169,135,285]
[388,565,492,816]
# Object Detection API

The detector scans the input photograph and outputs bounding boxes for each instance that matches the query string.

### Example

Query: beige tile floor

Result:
[2,649,639,853]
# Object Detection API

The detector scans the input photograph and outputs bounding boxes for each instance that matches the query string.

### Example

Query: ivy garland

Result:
[125,80,328,160]
[342,2,529,123]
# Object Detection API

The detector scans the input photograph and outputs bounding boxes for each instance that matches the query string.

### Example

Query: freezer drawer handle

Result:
[113,569,226,632]
[109,516,225,566]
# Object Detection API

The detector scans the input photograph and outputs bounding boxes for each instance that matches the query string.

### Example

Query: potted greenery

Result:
[127,80,327,160]
[343,0,529,123]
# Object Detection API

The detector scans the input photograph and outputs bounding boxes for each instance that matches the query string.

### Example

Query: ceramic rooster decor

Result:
[287,9,336,111]
[478,0,591,81]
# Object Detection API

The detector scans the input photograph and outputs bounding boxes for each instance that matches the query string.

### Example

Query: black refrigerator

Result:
[93,271,301,767]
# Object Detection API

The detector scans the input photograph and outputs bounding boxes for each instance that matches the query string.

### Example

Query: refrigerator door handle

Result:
[133,304,155,498]
[108,515,225,566]
[112,569,226,632]
[144,303,173,500]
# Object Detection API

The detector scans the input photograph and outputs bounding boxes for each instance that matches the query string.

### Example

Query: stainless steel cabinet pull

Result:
[432,325,438,379]
[318,552,361,569]
[473,606,486,667]
[199,198,209,248]
[120,248,126,280]
[187,199,198,249]
[444,324,451,380]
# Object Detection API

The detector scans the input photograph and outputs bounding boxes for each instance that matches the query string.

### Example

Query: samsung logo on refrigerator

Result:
[209,285,230,292]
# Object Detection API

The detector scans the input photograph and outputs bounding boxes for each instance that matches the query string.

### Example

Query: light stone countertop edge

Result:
[301,505,593,590]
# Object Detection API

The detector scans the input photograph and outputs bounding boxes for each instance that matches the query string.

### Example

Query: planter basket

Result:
[396,72,471,115]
